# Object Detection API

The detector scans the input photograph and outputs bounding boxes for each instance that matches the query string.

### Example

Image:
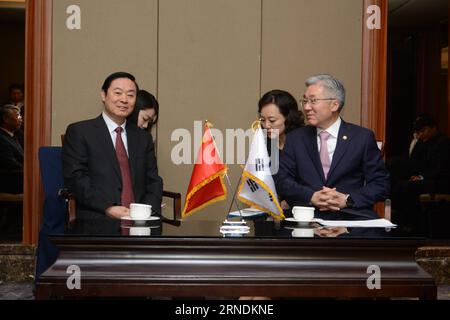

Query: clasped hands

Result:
[314,226,349,237]
[310,187,347,212]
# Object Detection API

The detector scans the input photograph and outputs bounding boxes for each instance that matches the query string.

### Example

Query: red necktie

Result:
[115,127,134,207]
[319,131,331,179]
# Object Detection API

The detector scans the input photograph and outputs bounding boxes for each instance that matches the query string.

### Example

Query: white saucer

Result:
[220,226,250,230]
[220,230,250,236]
[285,217,314,223]
[121,216,160,221]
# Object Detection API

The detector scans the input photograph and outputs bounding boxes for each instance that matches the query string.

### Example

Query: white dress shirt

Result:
[102,112,129,155]
[316,117,342,164]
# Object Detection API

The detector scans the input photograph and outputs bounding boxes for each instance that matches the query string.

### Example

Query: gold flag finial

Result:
[205,120,213,128]
[251,119,261,132]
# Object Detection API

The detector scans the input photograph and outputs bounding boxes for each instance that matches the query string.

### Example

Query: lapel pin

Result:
[343,135,348,140]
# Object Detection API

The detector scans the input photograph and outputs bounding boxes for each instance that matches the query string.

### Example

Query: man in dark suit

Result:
[4,84,25,148]
[62,72,163,234]
[0,104,23,193]
[275,74,389,220]
[391,114,450,232]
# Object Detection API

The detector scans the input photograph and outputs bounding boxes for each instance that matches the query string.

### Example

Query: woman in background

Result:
[258,89,304,153]
[258,89,304,210]
[128,90,159,131]
[241,90,304,300]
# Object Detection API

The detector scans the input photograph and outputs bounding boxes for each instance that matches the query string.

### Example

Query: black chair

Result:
[420,193,450,238]
[0,170,23,240]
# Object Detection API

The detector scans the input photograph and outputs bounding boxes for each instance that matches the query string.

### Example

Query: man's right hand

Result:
[314,227,348,237]
[311,187,336,211]
[105,206,130,219]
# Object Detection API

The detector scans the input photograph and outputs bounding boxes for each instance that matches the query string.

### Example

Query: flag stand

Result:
[223,172,247,226]
[222,119,266,229]
[220,172,250,235]
[233,120,285,221]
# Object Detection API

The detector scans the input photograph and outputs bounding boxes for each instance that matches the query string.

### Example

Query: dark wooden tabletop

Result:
[35,219,437,300]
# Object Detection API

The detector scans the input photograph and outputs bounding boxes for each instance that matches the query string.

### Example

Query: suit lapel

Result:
[0,130,23,157]
[14,138,24,157]
[327,121,351,180]
[93,115,121,179]
[303,126,326,183]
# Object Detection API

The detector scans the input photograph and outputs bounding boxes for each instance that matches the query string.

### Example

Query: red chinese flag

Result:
[182,123,227,218]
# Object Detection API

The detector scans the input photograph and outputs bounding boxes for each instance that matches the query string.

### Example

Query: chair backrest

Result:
[39,147,65,215]
[0,169,23,195]
[0,170,23,202]
[36,146,67,279]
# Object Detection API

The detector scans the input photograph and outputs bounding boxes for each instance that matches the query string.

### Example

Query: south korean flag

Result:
[237,127,284,219]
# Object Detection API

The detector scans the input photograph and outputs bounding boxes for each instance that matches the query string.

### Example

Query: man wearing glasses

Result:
[275,74,389,220]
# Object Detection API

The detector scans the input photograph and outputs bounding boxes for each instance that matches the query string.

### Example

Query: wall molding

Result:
[23,0,52,244]
[361,0,387,141]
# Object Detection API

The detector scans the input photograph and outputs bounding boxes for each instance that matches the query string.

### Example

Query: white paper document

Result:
[313,218,397,228]
[228,208,266,218]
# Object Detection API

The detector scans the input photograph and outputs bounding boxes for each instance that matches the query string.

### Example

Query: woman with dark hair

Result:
[239,90,305,301]
[258,89,304,152]
[128,90,159,131]
[257,89,304,213]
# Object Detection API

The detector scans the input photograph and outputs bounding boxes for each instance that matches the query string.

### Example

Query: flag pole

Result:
[205,120,244,221]
[224,165,245,220]
[221,119,262,221]
[225,119,265,219]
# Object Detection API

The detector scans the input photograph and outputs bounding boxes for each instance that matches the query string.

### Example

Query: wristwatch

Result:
[345,195,355,208]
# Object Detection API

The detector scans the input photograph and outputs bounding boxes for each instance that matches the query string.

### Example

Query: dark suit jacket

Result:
[62,115,163,234]
[275,120,390,220]
[419,133,450,192]
[0,128,23,193]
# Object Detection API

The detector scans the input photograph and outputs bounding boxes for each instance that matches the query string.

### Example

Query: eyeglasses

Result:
[300,97,335,107]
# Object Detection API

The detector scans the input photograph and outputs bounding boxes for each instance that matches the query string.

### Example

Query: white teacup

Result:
[292,206,315,222]
[291,228,314,238]
[129,227,151,236]
[130,203,152,220]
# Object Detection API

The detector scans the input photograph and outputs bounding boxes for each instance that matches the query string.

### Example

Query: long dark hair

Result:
[258,89,304,134]
[128,90,159,130]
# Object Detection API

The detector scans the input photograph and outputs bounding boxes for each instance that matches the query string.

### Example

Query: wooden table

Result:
[35,220,436,299]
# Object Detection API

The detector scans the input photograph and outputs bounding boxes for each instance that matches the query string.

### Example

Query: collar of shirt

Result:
[0,126,14,137]
[102,112,129,153]
[316,117,341,139]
